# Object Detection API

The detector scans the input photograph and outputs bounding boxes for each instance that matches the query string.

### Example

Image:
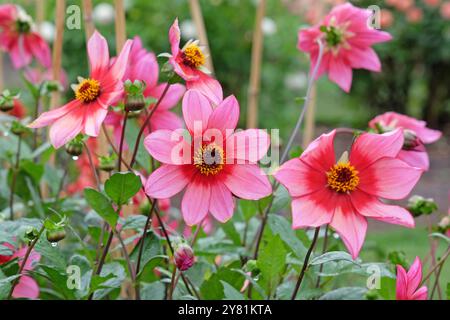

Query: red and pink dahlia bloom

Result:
[396,256,428,300]
[0,4,51,69]
[144,89,271,225]
[28,31,132,148]
[0,243,41,299]
[298,2,392,92]
[167,18,223,106]
[369,112,442,171]
[274,129,422,258]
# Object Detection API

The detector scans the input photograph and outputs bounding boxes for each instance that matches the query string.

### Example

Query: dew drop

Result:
[4,131,9,136]
[72,156,79,161]
[51,242,57,247]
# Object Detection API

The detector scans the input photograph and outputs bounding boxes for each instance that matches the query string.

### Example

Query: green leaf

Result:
[0,271,19,300]
[239,199,258,221]
[140,281,165,300]
[257,234,287,294]
[105,172,142,205]
[270,186,291,213]
[84,188,118,228]
[120,215,148,231]
[267,214,307,258]
[319,287,368,300]
[39,265,76,299]
[200,263,244,300]
[221,281,246,300]
[130,231,162,276]
[34,236,67,272]
[92,262,126,300]
[310,251,358,266]
[221,221,241,246]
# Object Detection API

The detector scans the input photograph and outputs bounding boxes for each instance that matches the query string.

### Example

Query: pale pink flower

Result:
[396,257,428,300]
[144,89,271,225]
[423,0,441,7]
[298,2,392,92]
[0,243,41,299]
[380,9,394,28]
[167,18,223,106]
[441,1,450,19]
[28,31,132,148]
[406,7,423,23]
[369,112,442,171]
[0,4,51,69]
[274,129,422,258]
[24,67,68,89]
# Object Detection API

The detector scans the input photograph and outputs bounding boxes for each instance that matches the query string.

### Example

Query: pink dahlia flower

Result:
[369,112,442,171]
[28,31,132,148]
[0,4,51,69]
[396,257,428,300]
[105,37,185,147]
[144,89,271,225]
[0,243,41,299]
[167,18,223,106]
[274,129,422,258]
[298,2,392,92]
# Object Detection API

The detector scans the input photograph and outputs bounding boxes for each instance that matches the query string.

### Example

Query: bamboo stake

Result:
[82,0,95,39]
[50,0,65,110]
[188,0,214,73]
[114,0,126,51]
[302,84,316,147]
[35,0,45,26]
[246,0,266,128]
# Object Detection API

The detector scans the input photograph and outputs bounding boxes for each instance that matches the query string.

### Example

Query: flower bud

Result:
[402,129,420,150]
[408,195,438,217]
[10,120,30,137]
[124,80,146,112]
[0,89,19,112]
[99,154,116,172]
[46,228,66,243]
[65,139,83,157]
[0,100,14,112]
[437,216,450,235]
[174,242,195,271]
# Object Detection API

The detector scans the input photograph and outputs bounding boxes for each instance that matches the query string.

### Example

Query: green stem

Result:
[117,111,129,172]
[9,135,22,221]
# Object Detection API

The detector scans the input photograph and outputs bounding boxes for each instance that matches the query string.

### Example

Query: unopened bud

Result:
[65,140,83,157]
[174,242,195,271]
[124,80,146,112]
[408,195,438,217]
[99,154,116,172]
[0,90,19,112]
[10,120,30,137]
[403,129,420,150]
[46,228,66,243]
[437,216,450,235]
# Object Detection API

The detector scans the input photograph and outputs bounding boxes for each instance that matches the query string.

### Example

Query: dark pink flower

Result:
[168,19,223,105]
[369,112,442,170]
[0,4,51,69]
[28,31,132,148]
[144,90,271,225]
[275,129,422,258]
[396,257,428,300]
[298,2,392,92]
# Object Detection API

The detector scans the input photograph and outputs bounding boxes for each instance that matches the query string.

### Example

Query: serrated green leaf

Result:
[104,172,142,205]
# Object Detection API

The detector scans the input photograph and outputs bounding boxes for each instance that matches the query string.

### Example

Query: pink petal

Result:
[414,126,442,144]
[132,52,159,88]
[227,129,270,163]
[330,196,367,259]
[28,99,81,128]
[411,286,428,300]
[347,46,381,72]
[358,158,422,200]
[169,18,181,57]
[27,33,51,68]
[147,83,185,110]
[222,164,272,200]
[145,164,194,199]
[207,95,239,135]
[182,89,212,134]
[209,181,234,223]
[396,265,408,300]
[350,129,404,171]
[274,158,327,197]
[328,57,353,92]
[12,275,39,299]
[87,31,110,79]
[186,72,223,106]
[406,257,423,297]
[354,30,392,46]
[397,149,429,171]
[350,190,414,228]
[301,130,336,173]
[49,106,86,148]
[84,103,108,137]
[9,37,32,69]
[108,39,133,81]
[291,188,337,228]
[144,129,189,164]
[181,175,210,226]
[150,110,184,131]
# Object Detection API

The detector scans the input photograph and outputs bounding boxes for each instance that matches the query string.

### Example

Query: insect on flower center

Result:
[194,144,224,176]
[75,78,100,103]
[327,162,359,193]
[182,43,205,68]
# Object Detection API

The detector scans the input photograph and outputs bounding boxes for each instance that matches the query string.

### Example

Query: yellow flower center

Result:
[75,78,100,103]
[194,144,224,176]
[182,44,205,68]
[326,162,359,193]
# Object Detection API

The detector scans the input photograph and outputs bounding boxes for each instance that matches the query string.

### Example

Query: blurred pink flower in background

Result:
[168,19,223,106]
[24,67,68,89]
[298,2,392,92]
[406,7,423,23]
[369,112,442,171]
[275,129,422,258]
[441,1,450,19]
[144,90,272,226]
[29,31,132,148]
[0,243,41,299]
[380,9,394,28]
[9,99,26,118]
[396,257,428,300]
[0,4,51,69]
[423,0,441,7]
